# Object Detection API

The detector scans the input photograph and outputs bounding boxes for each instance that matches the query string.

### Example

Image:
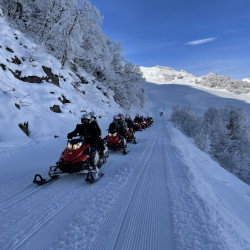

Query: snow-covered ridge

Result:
[243,78,250,83]
[140,66,250,95]
[0,12,121,145]
[198,73,250,94]
[140,65,197,84]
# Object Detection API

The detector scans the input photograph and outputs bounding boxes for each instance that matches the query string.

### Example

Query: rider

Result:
[67,113,101,180]
[139,115,144,123]
[134,114,140,123]
[125,115,137,143]
[125,115,134,130]
[108,115,128,152]
[118,113,124,120]
[109,114,128,137]
[89,111,105,157]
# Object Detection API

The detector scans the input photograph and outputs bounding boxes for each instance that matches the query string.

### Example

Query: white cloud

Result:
[186,38,216,45]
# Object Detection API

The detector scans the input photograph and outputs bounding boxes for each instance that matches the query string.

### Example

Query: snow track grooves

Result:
[2,157,117,250]
[2,178,89,249]
[0,174,69,212]
[91,120,174,250]
[1,139,137,250]
[0,120,174,250]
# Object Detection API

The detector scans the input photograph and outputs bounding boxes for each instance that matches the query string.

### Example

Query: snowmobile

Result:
[133,122,142,131]
[125,128,137,144]
[142,121,148,129]
[33,136,109,185]
[104,129,128,154]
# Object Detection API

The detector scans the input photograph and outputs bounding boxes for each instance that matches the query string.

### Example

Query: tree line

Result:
[171,104,250,184]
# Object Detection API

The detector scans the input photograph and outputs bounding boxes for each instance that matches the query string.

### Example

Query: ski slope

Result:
[1,82,250,250]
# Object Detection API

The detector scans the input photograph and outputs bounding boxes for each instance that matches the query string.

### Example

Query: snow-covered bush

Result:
[196,73,250,94]
[171,104,250,184]
[170,104,198,138]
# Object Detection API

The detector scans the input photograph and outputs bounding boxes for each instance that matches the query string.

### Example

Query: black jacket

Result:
[90,120,102,136]
[109,120,127,134]
[67,122,99,141]
[125,118,134,129]
[134,117,140,123]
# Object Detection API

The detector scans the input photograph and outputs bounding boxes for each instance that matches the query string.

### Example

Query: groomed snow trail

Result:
[91,119,174,250]
[1,115,249,249]
[0,118,174,250]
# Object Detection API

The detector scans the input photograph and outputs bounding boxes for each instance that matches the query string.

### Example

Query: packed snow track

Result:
[0,118,175,250]
[1,114,250,250]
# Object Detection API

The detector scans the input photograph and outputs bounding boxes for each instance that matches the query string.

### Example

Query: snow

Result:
[243,78,250,83]
[0,12,123,146]
[140,65,197,85]
[1,15,250,250]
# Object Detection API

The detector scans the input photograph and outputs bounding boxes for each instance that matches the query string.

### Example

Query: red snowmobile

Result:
[33,137,108,185]
[104,129,128,154]
[133,122,142,131]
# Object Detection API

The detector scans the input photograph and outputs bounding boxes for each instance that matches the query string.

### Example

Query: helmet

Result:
[81,113,91,120]
[89,111,97,118]
[118,113,123,119]
[113,115,120,120]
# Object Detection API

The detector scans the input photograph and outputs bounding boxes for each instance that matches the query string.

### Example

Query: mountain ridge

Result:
[140,65,250,94]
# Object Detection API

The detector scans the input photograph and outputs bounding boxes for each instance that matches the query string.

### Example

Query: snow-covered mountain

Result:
[140,65,250,95]
[243,78,250,83]
[140,65,197,85]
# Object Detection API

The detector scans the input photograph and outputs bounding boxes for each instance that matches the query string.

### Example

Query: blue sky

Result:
[90,0,250,79]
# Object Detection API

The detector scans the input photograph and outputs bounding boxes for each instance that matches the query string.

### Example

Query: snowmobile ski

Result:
[123,149,129,155]
[33,173,60,185]
[85,172,104,183]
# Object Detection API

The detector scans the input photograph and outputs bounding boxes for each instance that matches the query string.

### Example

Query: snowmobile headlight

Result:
[109,132,117,137]
[73,142,83,150]
[67,142,73,150]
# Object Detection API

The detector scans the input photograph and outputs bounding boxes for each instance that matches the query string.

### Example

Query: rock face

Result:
[42,66,60,86]
[58,95,70,104]
[8,64,60,86]
[50,105,61,113]
[18,122,30,136]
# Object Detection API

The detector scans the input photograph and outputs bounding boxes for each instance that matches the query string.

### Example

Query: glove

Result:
[67,133,73,139]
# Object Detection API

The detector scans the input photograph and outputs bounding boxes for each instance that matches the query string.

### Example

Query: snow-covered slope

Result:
[243,78,250,83]
[140,65,198,85]
[141,65,250,95]
[0,11,126,146]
